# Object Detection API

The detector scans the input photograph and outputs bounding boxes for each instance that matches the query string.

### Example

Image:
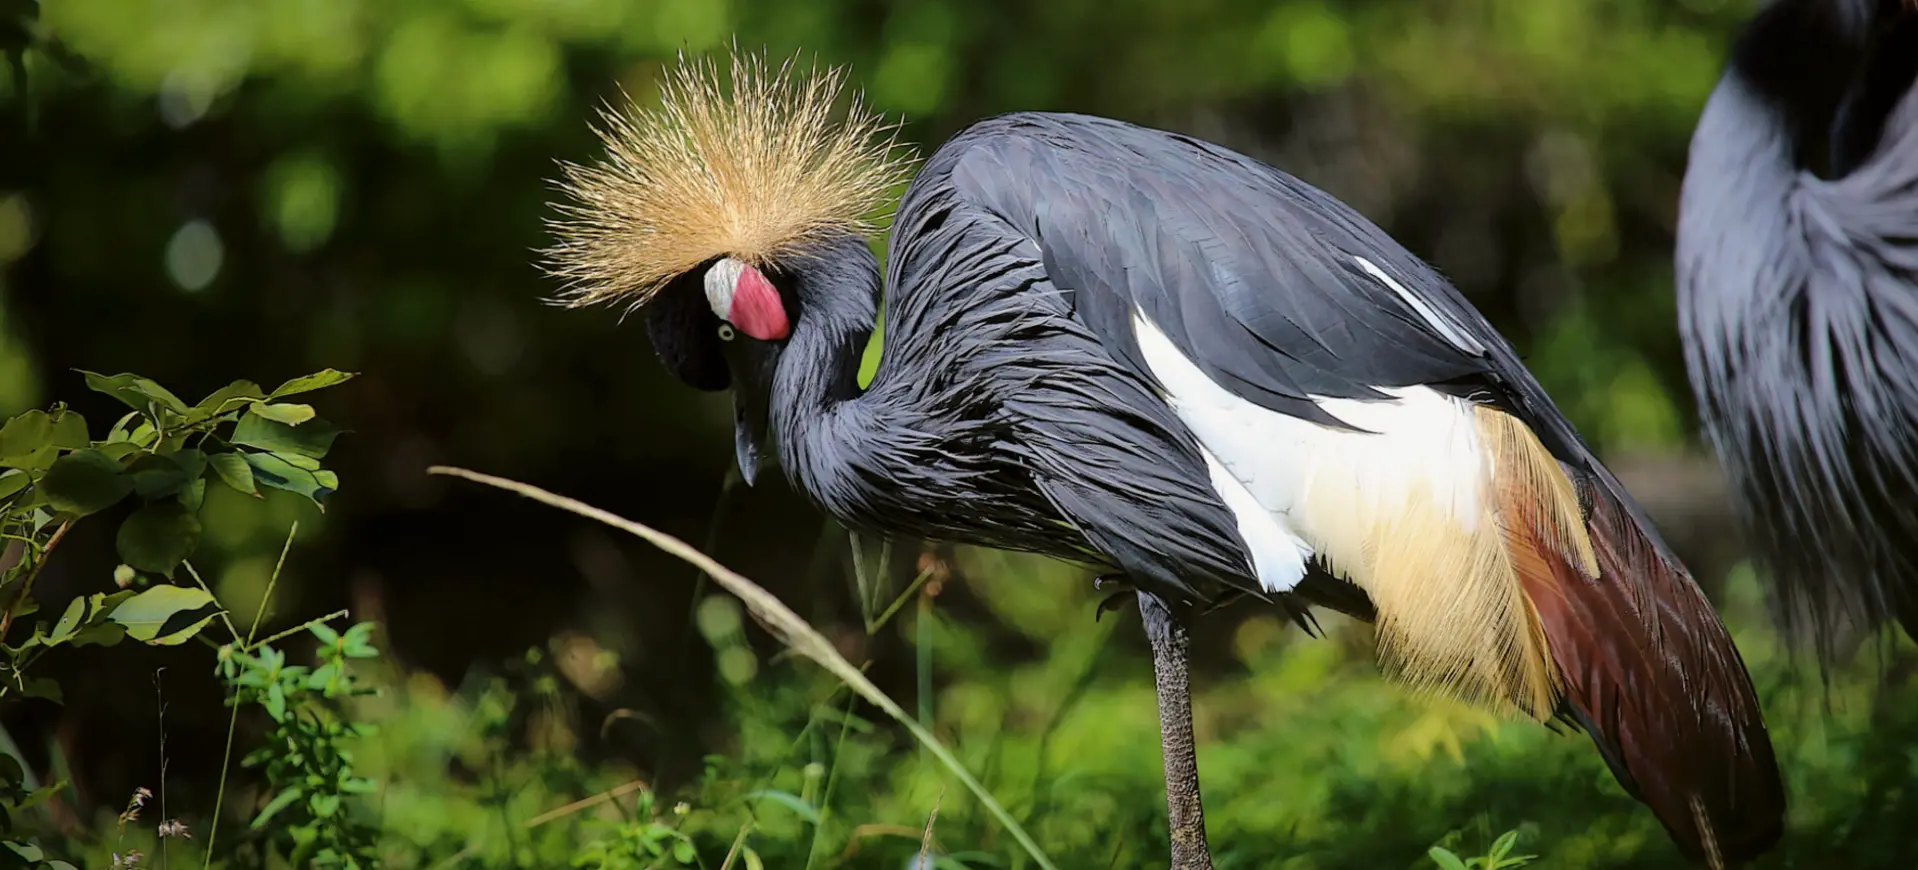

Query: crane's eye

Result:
[717,323,736,342]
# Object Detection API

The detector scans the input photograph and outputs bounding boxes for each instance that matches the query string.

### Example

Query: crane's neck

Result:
[765,234,887,522]
[1676,0,1873,297]
[1702,0,1875,182]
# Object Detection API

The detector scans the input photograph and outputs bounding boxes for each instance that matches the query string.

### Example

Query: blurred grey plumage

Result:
[1677,0,1918,664]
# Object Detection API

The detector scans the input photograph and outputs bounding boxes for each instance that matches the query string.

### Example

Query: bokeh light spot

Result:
[165,219,225,292]
[0,195,34,263]
[265,151,343,254]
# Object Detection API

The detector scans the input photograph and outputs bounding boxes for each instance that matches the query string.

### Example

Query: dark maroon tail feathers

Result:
[1519,472,1786,866]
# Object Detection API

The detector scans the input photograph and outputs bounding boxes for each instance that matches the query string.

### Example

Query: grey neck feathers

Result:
[768,234,885,520]
[1675,0,1870,337]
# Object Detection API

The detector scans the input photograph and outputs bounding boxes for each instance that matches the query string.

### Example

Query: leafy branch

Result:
[0,368,355,861]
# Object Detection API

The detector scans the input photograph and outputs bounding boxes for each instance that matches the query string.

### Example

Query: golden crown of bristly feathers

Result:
[541,48,917,310]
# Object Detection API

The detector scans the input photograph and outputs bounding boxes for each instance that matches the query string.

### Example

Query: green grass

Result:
[20,470,1918,869]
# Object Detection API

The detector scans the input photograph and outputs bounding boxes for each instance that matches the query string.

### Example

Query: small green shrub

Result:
[224,621,383,868]
[0,368,353,866]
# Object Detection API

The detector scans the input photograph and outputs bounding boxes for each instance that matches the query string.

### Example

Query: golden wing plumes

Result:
[542,48,917,310]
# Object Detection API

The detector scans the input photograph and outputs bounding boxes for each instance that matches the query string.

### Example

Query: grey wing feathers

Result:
[874,169,1284,606]
[923,113,1667,546]
[939,113,1494,432]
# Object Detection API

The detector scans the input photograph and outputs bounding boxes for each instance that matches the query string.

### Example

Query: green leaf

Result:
[341,623,378,658]
[306,661,339,692]
[79,370,189,415]
[179,477,207,512]
[68,593,133,648]
[232,409,341,458]
[309,792,340,818]
[743,789,821,824]
[743,847,764,870]
[104,411,141,443]
[14,781,65,813]
[309,622,339,645]
[672,839,696,863]
[1490,832,1518,861]
[278,451,323,471]
[189,379,265,423]
[129,453,191,499]
[116,502,203,575]
[170,448,205,479]
[267,369,357,399]
[0,410,75,471]
[251,787,302,828]
[264,681,286,720]
[249,402,316,426]
[1428,847,1470,870]
[2,840,42,862]
[72,622,127,648]
[243,452,337,506]
[108,584,217,644]
[40,449,132,516]
[0,470,29,502]
[0,445,56,471]
[47,410,88,450]
[49,597,88,643]
[208,452,258,496]
[0,411,50,458]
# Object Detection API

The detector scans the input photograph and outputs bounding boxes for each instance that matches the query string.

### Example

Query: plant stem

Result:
[155,668,170,870]
[204,521,299,867]
[429,465,1060,870]
[182,562,242,642]
[246,521,299,645]
[0,518,72,642]
[523,777,651,828]
[248,609,348,652]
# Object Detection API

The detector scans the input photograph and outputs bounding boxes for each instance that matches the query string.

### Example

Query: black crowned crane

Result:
[1677,0,1918,666]
[546,52,1785,868]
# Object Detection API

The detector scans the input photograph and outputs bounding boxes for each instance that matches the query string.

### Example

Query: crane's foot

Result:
[1092,574,1137,622]
[1137,591,1215,870]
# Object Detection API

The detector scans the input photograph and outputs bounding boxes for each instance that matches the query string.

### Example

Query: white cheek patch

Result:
[705,257,747,320]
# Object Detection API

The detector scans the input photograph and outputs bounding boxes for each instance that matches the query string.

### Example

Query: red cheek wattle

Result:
[730,266,791,341]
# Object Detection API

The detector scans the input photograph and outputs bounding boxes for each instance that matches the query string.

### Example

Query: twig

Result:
[718,819,755,870]
[868,565,935,636]
[155,668,170,870]
[203,521,299,867]
[182,562,242,642]
[429,466,1059,870]
[918,786,944,868]
[425,844,479,870]
[246,521,299,645]
[522,777,650,828]
[248,609,349,652]
[0,519,73,641]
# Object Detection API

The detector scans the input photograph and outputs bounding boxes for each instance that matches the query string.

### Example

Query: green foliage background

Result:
[3,0,1917,867]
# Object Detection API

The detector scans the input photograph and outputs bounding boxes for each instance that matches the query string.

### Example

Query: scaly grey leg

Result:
[1137,590,1214,870]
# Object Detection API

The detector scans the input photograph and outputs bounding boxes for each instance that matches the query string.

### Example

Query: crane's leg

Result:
[1137,590,1215,870]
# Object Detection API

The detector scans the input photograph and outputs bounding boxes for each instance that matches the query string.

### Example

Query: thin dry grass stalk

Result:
[427,465,1058,870]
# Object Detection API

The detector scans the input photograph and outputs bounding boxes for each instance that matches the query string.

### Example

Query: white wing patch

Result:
[1197,443,1312,592]
[1130,309,1488,592]
[1353,256,1485,356]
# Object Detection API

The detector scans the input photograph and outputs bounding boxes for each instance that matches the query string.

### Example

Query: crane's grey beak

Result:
[719,336,781,487]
